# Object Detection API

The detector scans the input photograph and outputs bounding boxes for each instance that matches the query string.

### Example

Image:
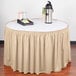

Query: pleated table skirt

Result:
[4,27,71,74]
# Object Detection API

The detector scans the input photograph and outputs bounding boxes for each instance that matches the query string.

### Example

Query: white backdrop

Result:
[0,0,76,41]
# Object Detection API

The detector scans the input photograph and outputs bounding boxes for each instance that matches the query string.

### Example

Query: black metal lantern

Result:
[45,1,53,24]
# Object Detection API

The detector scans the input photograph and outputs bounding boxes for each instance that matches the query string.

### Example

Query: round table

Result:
[4,19,71,74]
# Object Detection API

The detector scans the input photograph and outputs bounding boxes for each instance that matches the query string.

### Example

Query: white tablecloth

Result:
[6,19,68,32]
[4,19,71,74]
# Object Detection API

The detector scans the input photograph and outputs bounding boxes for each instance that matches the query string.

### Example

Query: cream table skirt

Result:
[4,27,71,74]
[4,28,71,74]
